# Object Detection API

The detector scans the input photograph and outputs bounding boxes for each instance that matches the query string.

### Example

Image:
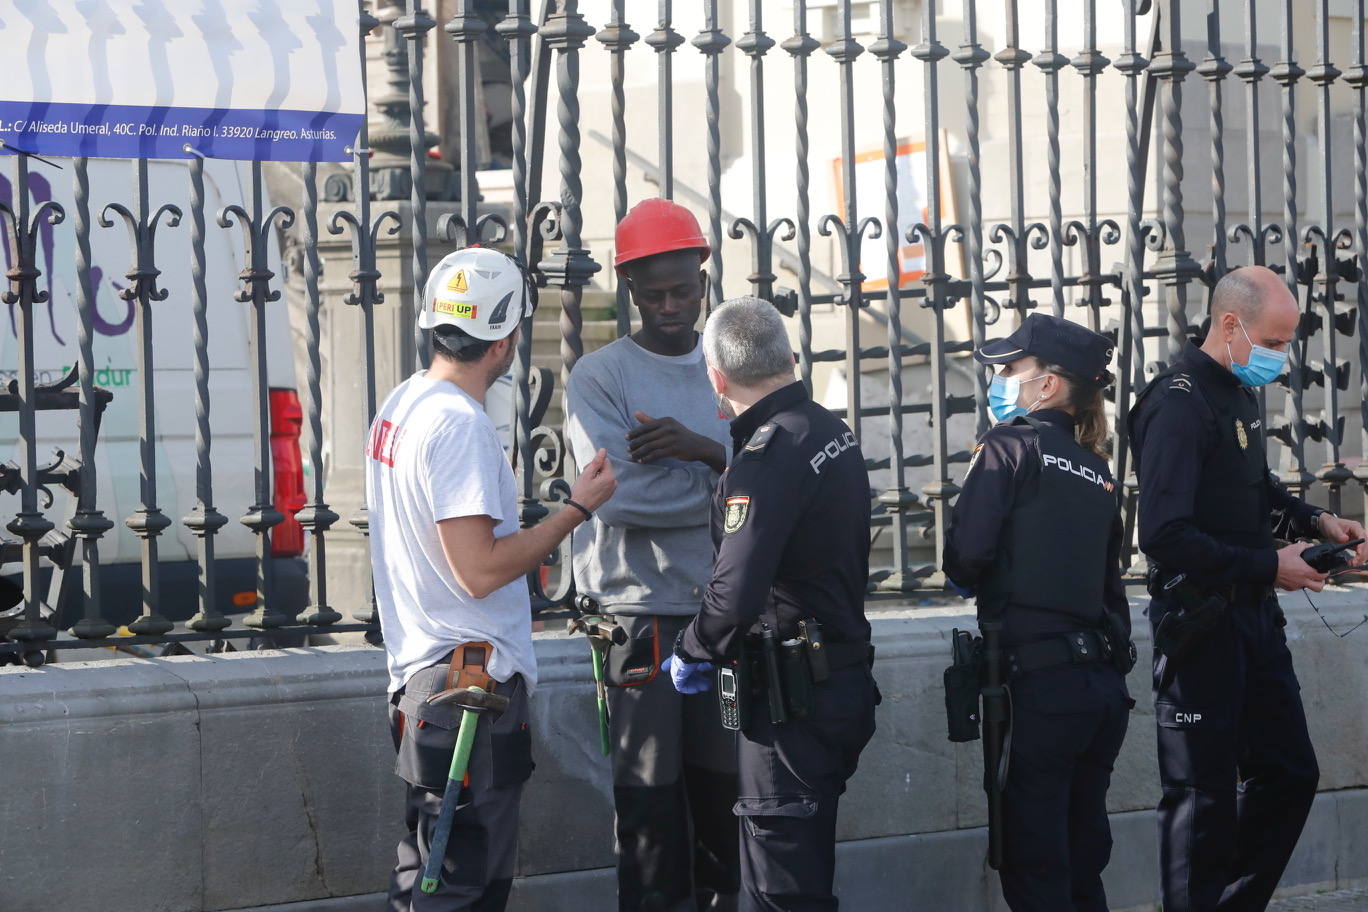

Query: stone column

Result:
[317,199,466,617]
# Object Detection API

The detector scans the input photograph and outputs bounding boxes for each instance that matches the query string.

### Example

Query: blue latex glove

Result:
[662,654,713,694]
[947,578,975,599]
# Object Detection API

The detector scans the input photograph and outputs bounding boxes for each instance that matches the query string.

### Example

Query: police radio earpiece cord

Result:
[1300,579,1368,638]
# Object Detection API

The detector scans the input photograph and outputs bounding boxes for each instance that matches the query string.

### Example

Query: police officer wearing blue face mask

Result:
[1129,266,1368,912]
[944,313,1135,912]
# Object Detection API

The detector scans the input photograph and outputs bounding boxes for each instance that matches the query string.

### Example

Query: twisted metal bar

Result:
[645,1,682,200]
[295,160,341,627]
[183,150,230,633]
[908,0,956,585]
[954,0,990,436]
[733,0,781,304]
[596,0,637,338]
[498,0,548,537]
[1149,0,1197,363]
[996,0,1035,319]
[396,1,435,370]
[1114,0,1153,562]
[695,0,729,312]
[1198,2,1231,287]
[870,0,913,590]
[1035,0,1067,316]
[539,0,601,416]
[101,158,180,635]
[1272,0,1310,491]
[1071,0,1112,332]
[69,157,115,640]
[0,154,60,653]
[783,1,819,393]
[447,0,484,238]
[820,0,873,443]
[1308,0,1350,511]
[1350,0,1368,515]
[1232,0,1273,266]
[218,162,292,629]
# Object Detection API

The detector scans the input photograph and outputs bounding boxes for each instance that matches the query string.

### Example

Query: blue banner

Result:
[0,102,363,163]
[0,1,365,163]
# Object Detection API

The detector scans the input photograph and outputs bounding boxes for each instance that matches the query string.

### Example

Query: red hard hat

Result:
[613,198,711,273]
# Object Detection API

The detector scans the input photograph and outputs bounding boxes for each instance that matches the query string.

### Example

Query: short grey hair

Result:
[702,296,795,386]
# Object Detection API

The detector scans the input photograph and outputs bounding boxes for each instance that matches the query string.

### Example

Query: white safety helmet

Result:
[419,246,533,341]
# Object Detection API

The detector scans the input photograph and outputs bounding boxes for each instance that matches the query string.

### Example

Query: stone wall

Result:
[5,586,1368,912]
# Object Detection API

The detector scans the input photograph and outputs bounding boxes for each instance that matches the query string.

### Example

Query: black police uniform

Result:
[1129,341,1322,912]
[945,409,1132,912]
[677,381,878,912]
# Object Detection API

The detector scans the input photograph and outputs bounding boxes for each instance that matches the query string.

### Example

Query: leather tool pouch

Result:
[604,618,660,686]
[393,642,498,789]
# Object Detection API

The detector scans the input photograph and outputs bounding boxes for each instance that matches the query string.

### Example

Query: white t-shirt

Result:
[366,371,537,694]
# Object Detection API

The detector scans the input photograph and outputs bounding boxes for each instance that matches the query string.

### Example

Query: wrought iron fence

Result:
[2,0,1365,665]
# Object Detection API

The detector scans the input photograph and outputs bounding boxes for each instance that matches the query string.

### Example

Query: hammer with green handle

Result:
[418,685,512,895]
[568,602,626,756]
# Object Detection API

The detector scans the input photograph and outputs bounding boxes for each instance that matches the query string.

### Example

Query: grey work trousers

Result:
[387,664,533,912]
[606,614,741,912]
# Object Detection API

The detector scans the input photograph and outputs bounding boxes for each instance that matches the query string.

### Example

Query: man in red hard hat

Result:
[566,198,740,912]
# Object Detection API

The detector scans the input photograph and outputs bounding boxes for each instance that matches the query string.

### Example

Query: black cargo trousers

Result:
[1150,591,1319,912]
[386,658,534,912]
[997,662,1131,912]
[735,662,879,912]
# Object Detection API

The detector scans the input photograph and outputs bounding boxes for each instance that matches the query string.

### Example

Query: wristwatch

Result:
[1311,508,1336,536]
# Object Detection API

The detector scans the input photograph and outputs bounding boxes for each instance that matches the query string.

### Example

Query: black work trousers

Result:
[734,663,878,912]
[1150,593,1319,912]
[607,614,740,912]
[997,662,1131,912]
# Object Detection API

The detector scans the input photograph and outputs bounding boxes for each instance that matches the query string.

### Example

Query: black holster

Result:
[1102,610,1138,675]
[943,628,983,743]
[1148,567,1229,665]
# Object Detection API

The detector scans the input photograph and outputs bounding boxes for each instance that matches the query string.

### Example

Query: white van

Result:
[0,156,307,631]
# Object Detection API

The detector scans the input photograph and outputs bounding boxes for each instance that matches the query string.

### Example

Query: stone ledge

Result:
[3,585,1366,911]
[221,788,1368,912]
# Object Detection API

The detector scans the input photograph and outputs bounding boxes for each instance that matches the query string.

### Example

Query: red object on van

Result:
[269,388,307,558]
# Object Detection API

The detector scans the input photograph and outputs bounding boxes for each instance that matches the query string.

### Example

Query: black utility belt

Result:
[718,618,873,732]
[1145,566,1277,665]
[749,635,873,677]
[1147,565,1271,604]
[1005,629,1111,680]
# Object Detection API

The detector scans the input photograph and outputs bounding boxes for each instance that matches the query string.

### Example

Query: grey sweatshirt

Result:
[565,335,731,616]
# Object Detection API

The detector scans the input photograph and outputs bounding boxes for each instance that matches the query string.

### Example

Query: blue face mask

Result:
[1227,317,1288,388]
[988,373,1046,422]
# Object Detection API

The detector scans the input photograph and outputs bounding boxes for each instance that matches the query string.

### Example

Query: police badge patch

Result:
[723,496,751,534]
[968,443,984,472]
[1235,418,1248,450]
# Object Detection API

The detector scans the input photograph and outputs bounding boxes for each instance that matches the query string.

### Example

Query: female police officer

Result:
[943,313,1134,912]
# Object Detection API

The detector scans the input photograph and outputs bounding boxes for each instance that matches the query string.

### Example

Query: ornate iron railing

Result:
[1,0,1364,665]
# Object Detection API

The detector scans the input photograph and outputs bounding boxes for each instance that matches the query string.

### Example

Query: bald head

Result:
[1211,266,1295,323]
[1202,265,1300,369]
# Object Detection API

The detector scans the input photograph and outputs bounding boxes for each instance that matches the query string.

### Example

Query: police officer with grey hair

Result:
[664,296,879,911]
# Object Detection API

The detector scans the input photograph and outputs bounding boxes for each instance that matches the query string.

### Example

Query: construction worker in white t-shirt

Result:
[367,246,616,911]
